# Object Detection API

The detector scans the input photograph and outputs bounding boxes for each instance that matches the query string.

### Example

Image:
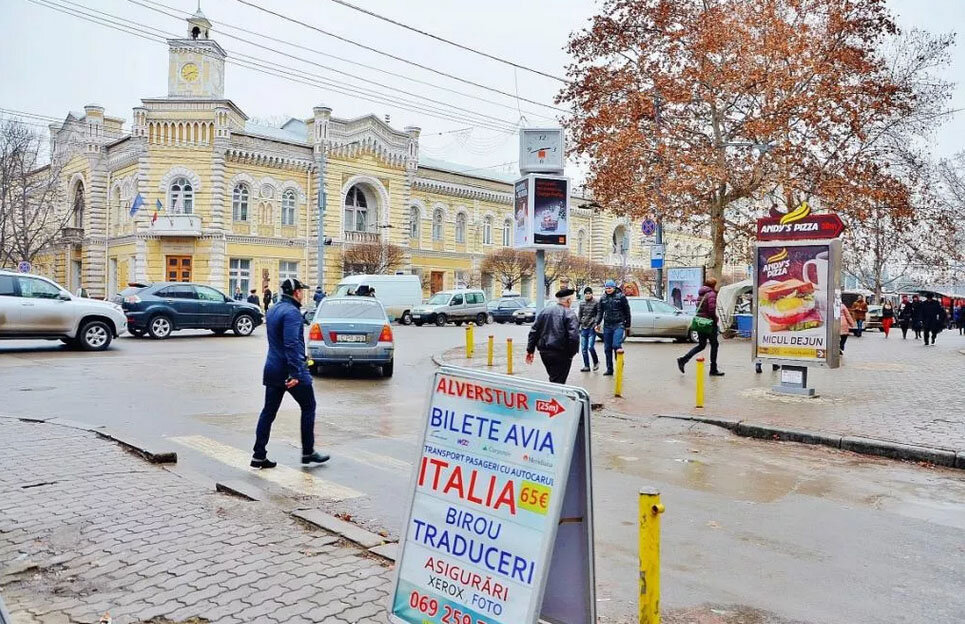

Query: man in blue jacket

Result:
[251,278,329,468]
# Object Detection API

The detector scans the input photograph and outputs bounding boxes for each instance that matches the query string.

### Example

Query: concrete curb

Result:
[93,428,178,464]
[216,480,266,501]
[292,508,389,550]
[658,414,962,470]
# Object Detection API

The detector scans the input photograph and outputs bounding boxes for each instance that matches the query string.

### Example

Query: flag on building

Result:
[129,193,144,217]
[156,198,163,213]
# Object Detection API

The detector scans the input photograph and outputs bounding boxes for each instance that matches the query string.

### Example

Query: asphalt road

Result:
[1,325,963,623]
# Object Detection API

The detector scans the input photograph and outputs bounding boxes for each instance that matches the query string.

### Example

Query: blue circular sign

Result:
[17,261,31,273]
[641,219,657,236]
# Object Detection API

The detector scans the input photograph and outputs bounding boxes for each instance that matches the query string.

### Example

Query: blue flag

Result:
[156,198,163,213]
[129,193,144,217]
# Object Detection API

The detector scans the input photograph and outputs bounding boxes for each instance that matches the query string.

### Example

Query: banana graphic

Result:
[779,201,811,225]
[766,248,789,263]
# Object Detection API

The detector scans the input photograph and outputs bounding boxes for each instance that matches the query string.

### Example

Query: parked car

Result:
[116,282,263,339]
[410,289,489,326]
[488,298,527,323]
[865,304,883,331]
[596,297,697,342]
[308,296,395,377]
[0,270,127,350]
[332,274,423,325]
[512,304,537,324]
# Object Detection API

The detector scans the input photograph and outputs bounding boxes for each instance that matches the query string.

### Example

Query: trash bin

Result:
[736,313,753,338]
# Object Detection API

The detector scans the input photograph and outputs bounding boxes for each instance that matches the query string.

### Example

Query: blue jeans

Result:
[580,328,598,368]
[856,319,864,336]
[253,383,316,459]
[602,326,625,372]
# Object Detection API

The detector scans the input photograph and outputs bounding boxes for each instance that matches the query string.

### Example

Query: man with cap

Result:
[525,288,580,384]
[595,279,632,375]
[251,277,329,468]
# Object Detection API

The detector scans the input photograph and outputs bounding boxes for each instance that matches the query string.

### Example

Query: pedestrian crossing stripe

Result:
[169,435,363,501]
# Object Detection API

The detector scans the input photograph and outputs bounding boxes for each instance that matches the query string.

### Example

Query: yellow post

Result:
[639,488,665,624]
[465,325,474,358]
[487,335,494,367]
[506,338,514,375]
[614,350,625,397]
[695,357,705,408]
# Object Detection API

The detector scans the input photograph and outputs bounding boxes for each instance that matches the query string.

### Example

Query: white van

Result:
[332,274,423,324]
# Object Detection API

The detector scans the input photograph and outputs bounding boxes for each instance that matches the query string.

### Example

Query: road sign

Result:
[650,244,665,269]
[17,261,31,274]
[390,366,596,624]
[641,218,657,236]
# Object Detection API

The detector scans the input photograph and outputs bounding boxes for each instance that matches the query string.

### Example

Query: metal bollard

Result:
[615,350,625,397]
[487,335,494,367]
[506,338,514,375]
[695,357,705,408]
[465,324,474,358]
[638,488,665,624]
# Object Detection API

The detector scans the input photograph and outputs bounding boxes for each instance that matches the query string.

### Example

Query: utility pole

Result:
[654,92,664,299]
[316,153,327,290]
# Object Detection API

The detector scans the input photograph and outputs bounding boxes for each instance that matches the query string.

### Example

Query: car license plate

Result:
[336,334,366,343]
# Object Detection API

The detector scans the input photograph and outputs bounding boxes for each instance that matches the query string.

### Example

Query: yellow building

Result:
[37,9,719,300]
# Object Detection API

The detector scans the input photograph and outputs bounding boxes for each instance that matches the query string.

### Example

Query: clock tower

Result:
[167,9,226,98]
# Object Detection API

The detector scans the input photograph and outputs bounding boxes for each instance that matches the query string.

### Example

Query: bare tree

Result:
[564,256,609,294]
[341,242,405,275]
[541,251,579,297]
[0,120,68,268]
[479,248,534,291]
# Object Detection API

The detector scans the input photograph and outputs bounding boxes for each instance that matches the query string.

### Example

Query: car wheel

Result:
[129,327,144,338]
[476,313,488,326]
[211,328,228,335]
[400,311,413,325]
[515,319,523,325]
[414,321,424,327]
[233,314,255,336]
[454,320,463,326]
[78,320,112,351]
[435,314,447,327]
[382,360,394,378]
[148,315,173,339]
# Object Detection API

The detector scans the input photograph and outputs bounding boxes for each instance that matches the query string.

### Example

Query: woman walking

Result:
[880,300,895,338]
[840,302,856,356]
[897,296,913,339]
[677,277,724,376]
[851,296,868,336]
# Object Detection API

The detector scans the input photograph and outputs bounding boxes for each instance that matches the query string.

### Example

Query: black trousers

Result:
[253,383,316,459]
[540,352,574,384]
[682,325,719,371]
[840,334,848,353]
[899,321,909,338]
[923,329,939,345]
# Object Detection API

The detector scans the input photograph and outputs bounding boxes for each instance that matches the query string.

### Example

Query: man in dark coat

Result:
[263,287,273,312]
[677,277,724,376]
[919,293,946,346]
[526,288,580,384]
[313,286,325,305]
[910,294,923,339]
[897,295,914,339]
[251,278,329,468]
[594,279,632,376]
[577,287,600,372]
[246,289,260,305]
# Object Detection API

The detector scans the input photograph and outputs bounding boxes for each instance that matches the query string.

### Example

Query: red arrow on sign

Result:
[535,398,565,418]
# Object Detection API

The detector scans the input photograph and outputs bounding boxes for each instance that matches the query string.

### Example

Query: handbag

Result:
[689,294,715,337]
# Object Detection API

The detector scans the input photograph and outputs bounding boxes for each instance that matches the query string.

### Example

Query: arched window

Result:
[409,206,420,239]
[503,219,512,246]
[169,177,193,214]
[344,185,369,232]
[281,190,296,226]
[455,213,467,243]
[72,182,85,228]
[432,208,444,241]
[578,230,587,256]
[612,225,628,255]
[482,216,493,245]
[232,184,249,222]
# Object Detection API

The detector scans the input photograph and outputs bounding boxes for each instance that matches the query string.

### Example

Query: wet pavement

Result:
[1,325,964,623]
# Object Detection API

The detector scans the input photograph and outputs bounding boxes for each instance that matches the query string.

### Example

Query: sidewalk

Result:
[440,330,965,454]
[0,418,393,624]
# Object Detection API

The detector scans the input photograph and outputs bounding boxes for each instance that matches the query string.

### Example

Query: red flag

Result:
[151,210,158,224]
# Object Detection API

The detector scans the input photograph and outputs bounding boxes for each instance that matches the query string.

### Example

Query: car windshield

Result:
[426,293,450,305]
[333,284,359,297]
[118,287,144,297]
[316,299,385,320]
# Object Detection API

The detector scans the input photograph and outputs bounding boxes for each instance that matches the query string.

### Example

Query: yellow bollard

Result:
[695,357,705,408]
[465,324,474,358]
[614,350,625,397]
[487,335,494,367]
[506,338,514,375]
[639,488,665,624]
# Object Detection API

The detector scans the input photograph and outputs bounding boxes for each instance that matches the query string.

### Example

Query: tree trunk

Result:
[708,201,726,281]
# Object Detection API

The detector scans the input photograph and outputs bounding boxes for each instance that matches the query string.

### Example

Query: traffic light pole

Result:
[536,249,546,310]
[316,151,327,291]
[655,218,663,299]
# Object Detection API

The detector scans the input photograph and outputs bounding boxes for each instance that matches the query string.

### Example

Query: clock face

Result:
[520,129,564,172]
[180,63,199,82]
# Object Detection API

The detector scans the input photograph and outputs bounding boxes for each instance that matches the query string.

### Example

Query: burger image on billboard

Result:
[758,279,821,332]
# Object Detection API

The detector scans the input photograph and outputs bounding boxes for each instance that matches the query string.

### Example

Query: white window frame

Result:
[409,206,420,239]
[169,177,193,214]
[432,209,444,241]
[232,184,250,222]
[482,216,493,245]
[344,185,369,233]
[455,213,467,243]
[281,190,297,226]
[502,219,512,247]
[229,258,251,294]
[279,260,299,283]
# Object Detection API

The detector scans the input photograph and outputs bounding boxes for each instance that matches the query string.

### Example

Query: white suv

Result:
[0,270,127,350]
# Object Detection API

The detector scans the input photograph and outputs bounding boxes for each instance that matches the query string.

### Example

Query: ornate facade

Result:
[35,10,718,299]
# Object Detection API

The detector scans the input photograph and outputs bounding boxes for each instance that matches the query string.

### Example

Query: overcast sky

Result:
[1,0,962,179]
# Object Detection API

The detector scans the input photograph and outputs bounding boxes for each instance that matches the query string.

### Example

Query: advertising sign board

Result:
[753,240,842,368]
[756,202,845,241]
[390,366,595,624]
[667,267,705,314]
[650,244,665,269]
[513,175,570,250]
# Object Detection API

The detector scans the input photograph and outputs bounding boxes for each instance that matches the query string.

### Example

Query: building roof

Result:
[417,156,517,184]
[241,121,308,145]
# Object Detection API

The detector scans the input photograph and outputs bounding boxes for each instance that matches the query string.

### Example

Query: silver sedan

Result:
[598,297,697,342]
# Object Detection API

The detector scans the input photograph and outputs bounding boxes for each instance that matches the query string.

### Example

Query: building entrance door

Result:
[430,271,444,294]
[166,256,192,282]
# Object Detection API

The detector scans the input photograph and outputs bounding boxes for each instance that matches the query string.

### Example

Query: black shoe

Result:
[709,370,725,377]
[676,357,686,374]
[302,451,330,465]
[592,363,599,371]
[580,366,590,372]
[603,370,614,376]
[250,457,277,469]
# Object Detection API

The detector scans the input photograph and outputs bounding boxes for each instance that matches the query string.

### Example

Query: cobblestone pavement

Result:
[0,418,394,624]
[443,328,965,452]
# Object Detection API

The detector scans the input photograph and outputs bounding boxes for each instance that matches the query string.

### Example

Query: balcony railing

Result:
[149,214,202,237]
[61,226,84,244]
[343,230,381,244]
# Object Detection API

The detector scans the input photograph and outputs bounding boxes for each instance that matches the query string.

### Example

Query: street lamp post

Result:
[316,153,327,290]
